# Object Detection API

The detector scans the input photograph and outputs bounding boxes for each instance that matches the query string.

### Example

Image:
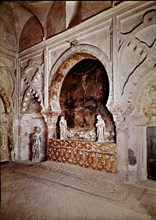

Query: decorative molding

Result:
[130,73,156,126]
[21,58,44,113]
[0,88,12,114]
[0,123,9,162]
[117,7,156,98]
[49,44,113,111]
[0,65,16,113]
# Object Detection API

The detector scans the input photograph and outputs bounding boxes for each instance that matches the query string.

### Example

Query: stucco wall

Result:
[0,1,155,182]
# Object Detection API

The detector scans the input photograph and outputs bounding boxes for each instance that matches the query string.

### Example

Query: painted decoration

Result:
[48,139,117,173]
[0,124,9,162]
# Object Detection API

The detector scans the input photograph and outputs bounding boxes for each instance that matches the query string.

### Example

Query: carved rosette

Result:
[48,43,114,141]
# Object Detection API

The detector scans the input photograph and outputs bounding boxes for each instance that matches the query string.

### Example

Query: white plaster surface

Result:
[0,1,155,183]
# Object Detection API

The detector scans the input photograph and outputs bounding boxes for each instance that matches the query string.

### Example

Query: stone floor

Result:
[1,161,156,220]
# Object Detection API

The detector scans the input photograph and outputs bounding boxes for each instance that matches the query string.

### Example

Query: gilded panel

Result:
[62,148,73,164]
[48,139,117,173]
[72,149,85,167]
[84,151,97,170]
[97,153,117,173]
[48,147,62,162]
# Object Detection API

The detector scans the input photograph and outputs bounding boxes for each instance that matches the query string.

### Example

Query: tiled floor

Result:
[1,161,156,220]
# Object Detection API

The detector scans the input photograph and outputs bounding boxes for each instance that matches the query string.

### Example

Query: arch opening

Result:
[50,53,115,142]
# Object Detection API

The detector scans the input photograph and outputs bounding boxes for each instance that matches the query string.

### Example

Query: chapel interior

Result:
[0,1,156,220]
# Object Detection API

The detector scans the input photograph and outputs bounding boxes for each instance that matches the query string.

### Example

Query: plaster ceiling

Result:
[0,1,121,52]
[0,1,65,51]
[0,1,54,36]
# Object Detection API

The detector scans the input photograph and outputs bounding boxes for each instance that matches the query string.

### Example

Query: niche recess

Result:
[59,58,115,141]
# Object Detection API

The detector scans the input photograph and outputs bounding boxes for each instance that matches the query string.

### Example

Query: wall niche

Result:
[59,58,115,142]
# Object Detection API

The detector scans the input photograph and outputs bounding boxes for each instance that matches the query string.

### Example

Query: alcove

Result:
[59,58,115,142]
[48,54,117,172]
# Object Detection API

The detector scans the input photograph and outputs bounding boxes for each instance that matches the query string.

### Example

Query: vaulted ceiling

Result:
[0,1,121,52]
[0,1,66,51]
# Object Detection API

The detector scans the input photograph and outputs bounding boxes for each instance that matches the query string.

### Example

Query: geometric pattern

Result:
[48,139,117,173]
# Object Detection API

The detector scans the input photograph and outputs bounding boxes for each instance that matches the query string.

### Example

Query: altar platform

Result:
[48,139,117,173]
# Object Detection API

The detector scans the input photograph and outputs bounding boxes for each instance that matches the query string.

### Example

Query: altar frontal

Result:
[48,139,117,173]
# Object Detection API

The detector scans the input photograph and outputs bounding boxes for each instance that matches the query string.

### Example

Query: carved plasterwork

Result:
[0,58,16,113]
[49,44,111,86]
[0,88,11,114]
[48,44,114,139]
[21,58,44,113]
[128,148,137,166]
[117,8,156,98]
[49,52,95,113]
[120,41,147,95]
[114,5,156,183]
[0,123,9,162]
[135,24,156,48]
[49,43,113,112]
[130,72,156,126]
[118,60,156,121]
